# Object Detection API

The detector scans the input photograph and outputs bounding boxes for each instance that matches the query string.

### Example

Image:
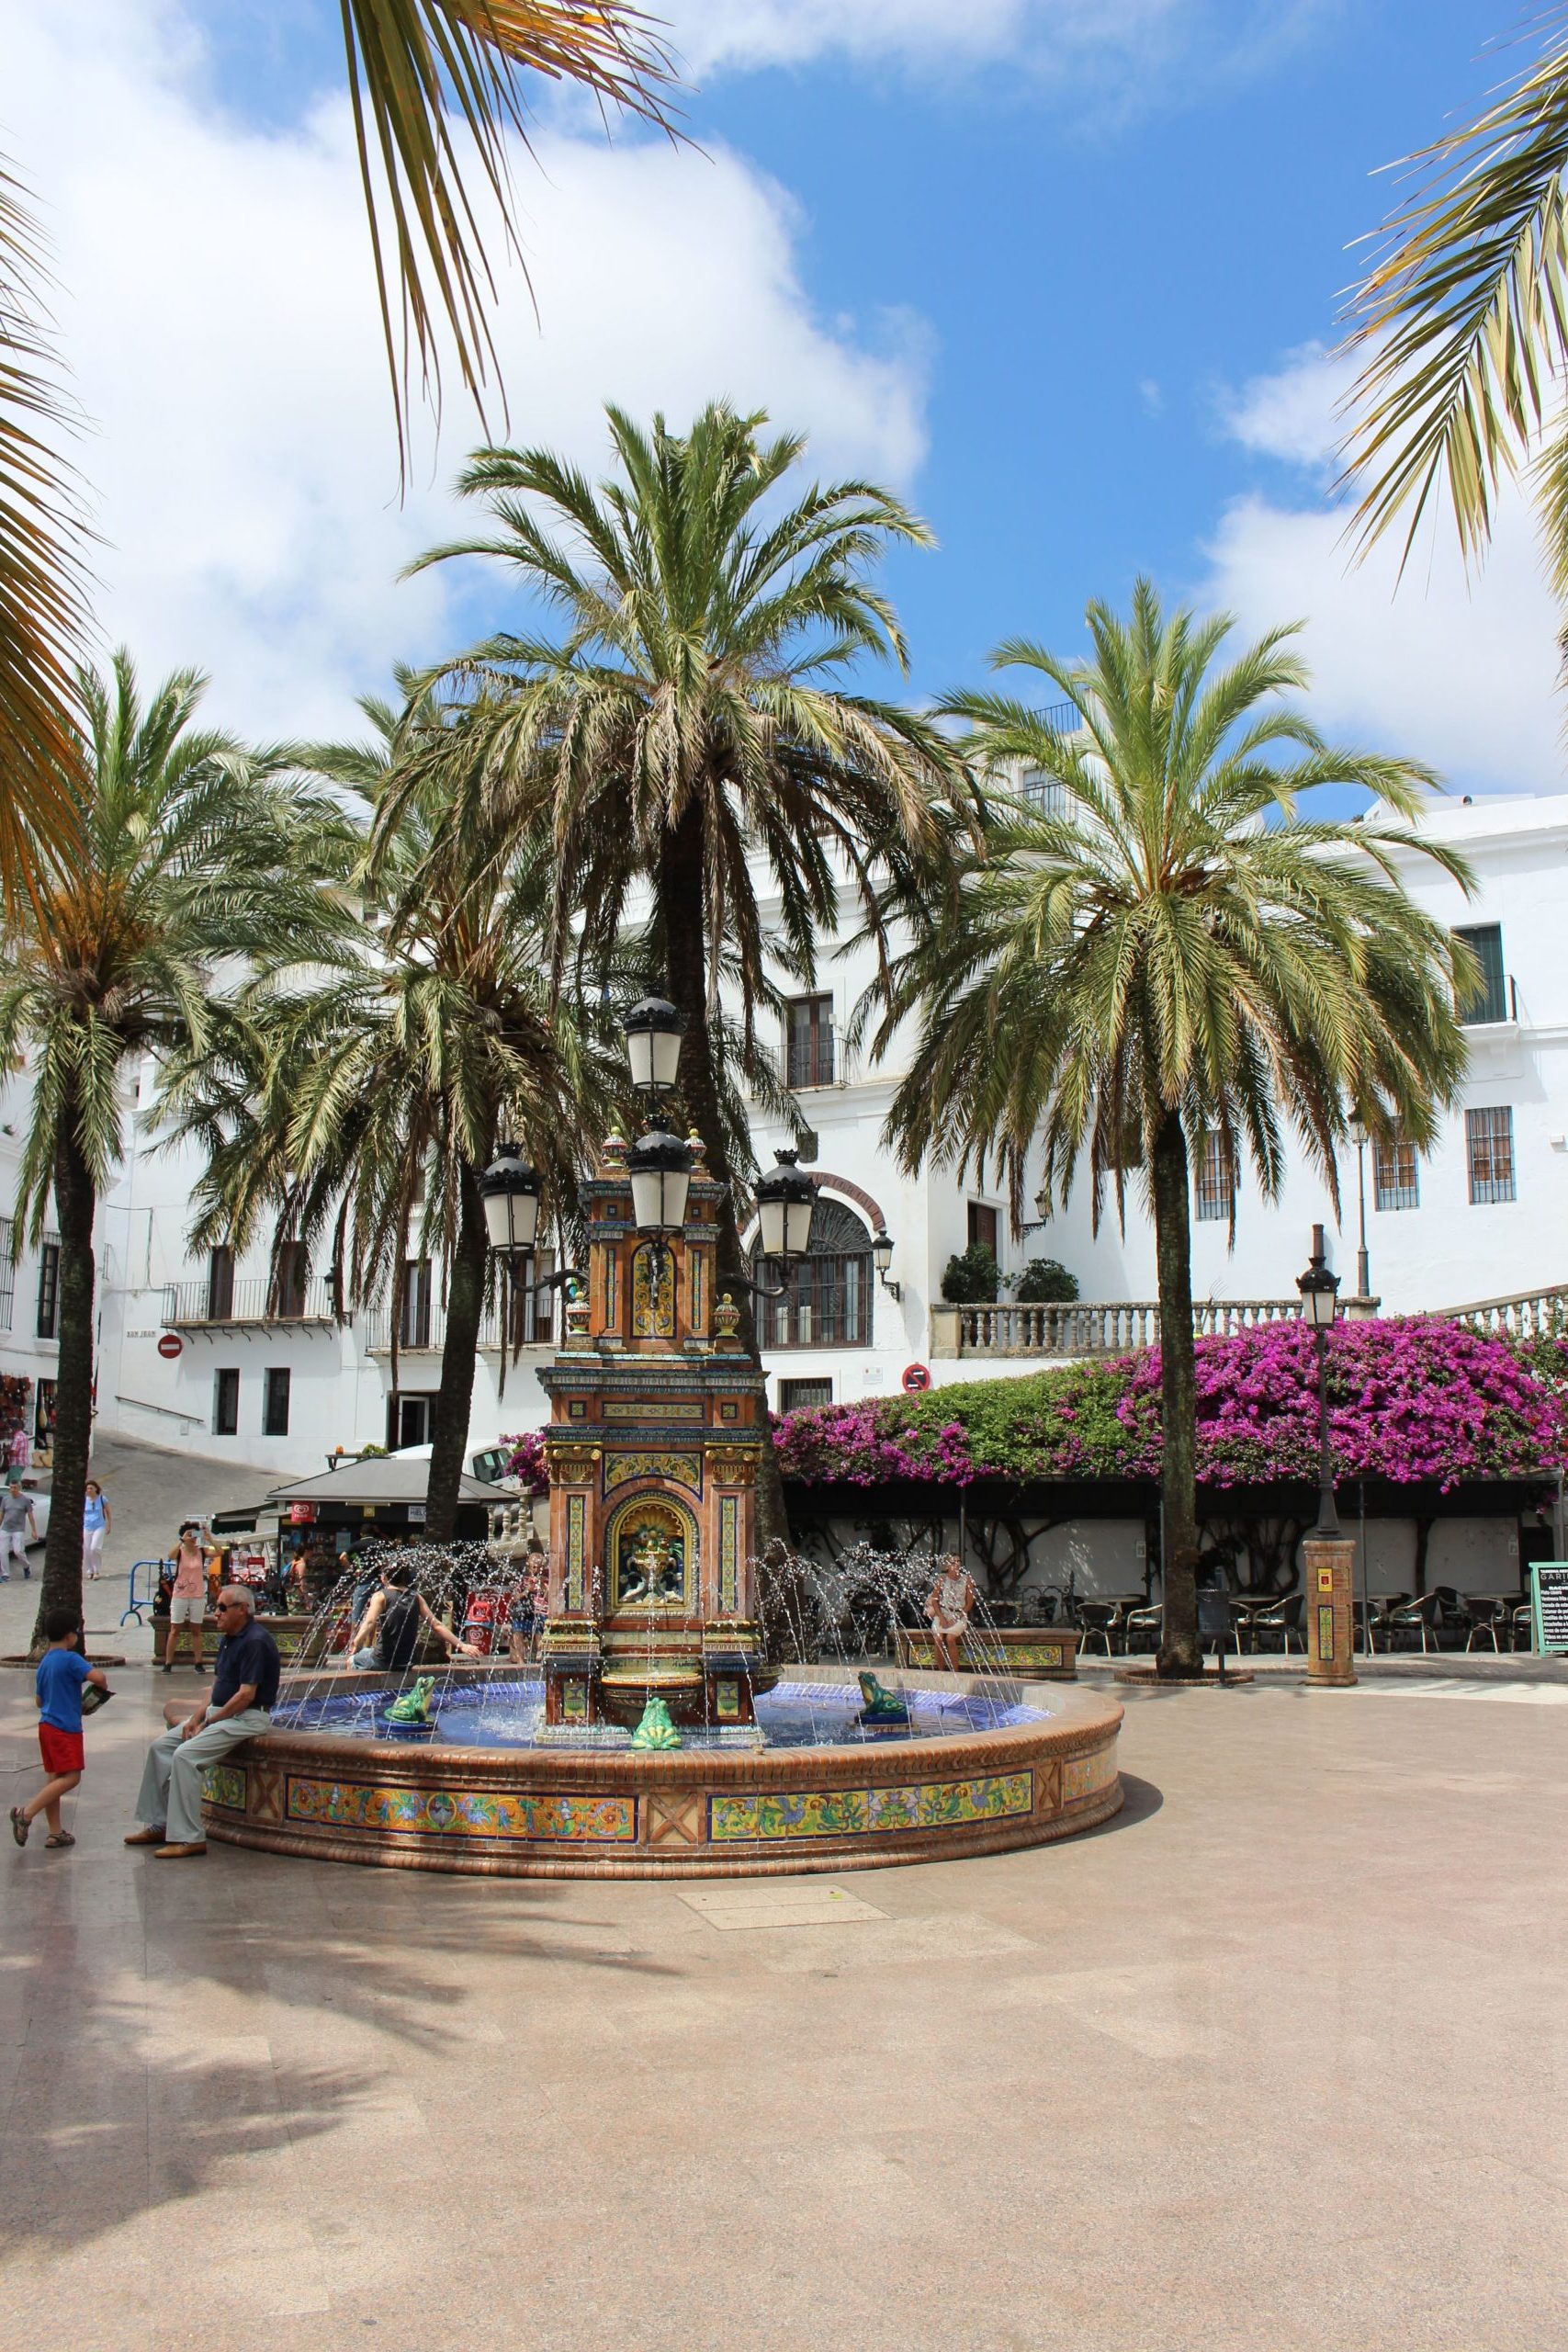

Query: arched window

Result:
[753,1197,873,1350]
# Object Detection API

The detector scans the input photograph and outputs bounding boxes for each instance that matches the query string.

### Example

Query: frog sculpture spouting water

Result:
[856,1670,910,1726]
[629,1695,682,1750]
[384,1676,438,1727]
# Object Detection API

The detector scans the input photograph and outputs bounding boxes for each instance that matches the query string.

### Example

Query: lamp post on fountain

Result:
[1296,1224,1356,1689]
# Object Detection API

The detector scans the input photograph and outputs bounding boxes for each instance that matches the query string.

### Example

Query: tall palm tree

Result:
[338,4,678,474]
[166,692,608,1543]
[0,653,337,1648]
[871,582,1475,1675]
[391,400,976,1545]
[0,162,90,910]
[1343,6,1568,587]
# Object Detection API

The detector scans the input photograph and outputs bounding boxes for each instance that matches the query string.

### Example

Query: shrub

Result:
[941,1242,1001,1303]
[1011,1258,1078,1304]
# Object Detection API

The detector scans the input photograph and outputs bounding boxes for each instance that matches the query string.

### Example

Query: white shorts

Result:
[168,1594,206,1625]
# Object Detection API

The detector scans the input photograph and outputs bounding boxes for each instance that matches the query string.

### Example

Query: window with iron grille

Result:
[1020,771,1066,818]
[36,1238,60,1339]
[779,1378,833,1412]
[757,1199,872,1349]
[263,1366,291,1436]
[1454,923,1508,1025]
[1193,1132,1235,1223]
[400,1259,433,1349]
[1372,1131,1419,1212]
[213,1368,239,1436]
[784,995,835,1088]
[1466,1106,1516,1204]
[0,1217,13,1331]
[207,1244,234,1319]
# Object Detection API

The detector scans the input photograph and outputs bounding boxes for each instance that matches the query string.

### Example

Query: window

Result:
[263,1366,291,1436]
[1193,1133,1235,1224]
[1373,1131,1420,1213]
[35,1238,60,1339]
[1454,923,1508,1025]
[400,1259,433,1349]
[967,1203,999,1254]
[1466,1106,1517,1204]
[213,1368,239,1436]
[757,1198,873,1349]
[207,1245,234,1320]
[0,1217,13,1331]
[275,1240,307,1317]
[784,995,835,1088]
[1020,771,1066,818]
[388,1392,434,1448]
[519,1248,553,1345]
[780,1378,833,1412]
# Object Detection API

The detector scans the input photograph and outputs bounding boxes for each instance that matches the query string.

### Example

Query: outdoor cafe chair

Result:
[1461,1593,1508,1653]
[1077,1598,1136,1657]
[1122,1598,1163,1654]
[1383,1592,1443,1655]
[1510,1598,1534,1653]
[1248,1592,1303,1657]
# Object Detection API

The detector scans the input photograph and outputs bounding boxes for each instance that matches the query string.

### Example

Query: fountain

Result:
[199,1126,1122,1874]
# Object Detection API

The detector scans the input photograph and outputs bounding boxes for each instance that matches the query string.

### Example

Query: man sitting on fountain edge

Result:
[125,1587,280,1859]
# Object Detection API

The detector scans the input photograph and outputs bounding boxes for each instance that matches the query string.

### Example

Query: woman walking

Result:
[82,1480,110,1579]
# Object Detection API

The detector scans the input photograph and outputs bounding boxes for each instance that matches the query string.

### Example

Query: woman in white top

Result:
[926,1553,977,1674]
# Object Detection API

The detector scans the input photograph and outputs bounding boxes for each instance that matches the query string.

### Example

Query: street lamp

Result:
[1347,1115,1371,1300]
[753,1149,816,1265]
[872,1227,900,1300]
[478,1145,541,1259]
[623,997,685,1099]
[1296,1222,1342,1538]
[626,1127,694,1238]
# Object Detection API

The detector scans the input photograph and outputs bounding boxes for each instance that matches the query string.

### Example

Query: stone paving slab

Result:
[4,1628,1568,2349]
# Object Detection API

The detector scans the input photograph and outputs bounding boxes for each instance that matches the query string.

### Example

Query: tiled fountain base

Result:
[201,1675,1122,1878]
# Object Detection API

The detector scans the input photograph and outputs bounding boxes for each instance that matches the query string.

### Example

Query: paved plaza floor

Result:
[2,1448,1566,2348]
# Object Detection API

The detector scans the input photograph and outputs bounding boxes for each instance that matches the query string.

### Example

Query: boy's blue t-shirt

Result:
[36,1647,90,1733]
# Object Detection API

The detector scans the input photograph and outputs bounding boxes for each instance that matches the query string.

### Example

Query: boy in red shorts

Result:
[9,1609,109,1850]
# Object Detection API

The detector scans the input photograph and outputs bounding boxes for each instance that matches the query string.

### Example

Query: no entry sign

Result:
[902,1362,931,1394]
[156,1332,183,1360]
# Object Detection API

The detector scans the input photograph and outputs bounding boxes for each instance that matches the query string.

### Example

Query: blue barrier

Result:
[119,1558,172,1628]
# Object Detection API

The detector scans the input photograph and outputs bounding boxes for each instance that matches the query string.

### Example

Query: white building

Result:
[4,789,1565,1482]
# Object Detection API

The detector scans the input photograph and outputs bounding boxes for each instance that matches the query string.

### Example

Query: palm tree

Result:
[392,400,976,1545]
[166,691,608,1543]
[0,163,91,910]
[1343,7,1568,587]
[0,652,337,1648]
[871,582,1475,1675]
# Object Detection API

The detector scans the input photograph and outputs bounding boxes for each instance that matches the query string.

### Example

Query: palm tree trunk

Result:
[658,803,792,1557]
[424,1162,488,1543]
[32,1110,94,1654]
[1151,1112,1201,1677]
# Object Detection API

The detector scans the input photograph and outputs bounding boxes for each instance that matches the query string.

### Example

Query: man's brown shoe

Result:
[123,1827,165,1846]
[153,1841,207,1859]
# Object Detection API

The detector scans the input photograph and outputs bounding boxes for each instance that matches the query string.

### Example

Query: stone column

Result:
[1303,1537,1358,1688]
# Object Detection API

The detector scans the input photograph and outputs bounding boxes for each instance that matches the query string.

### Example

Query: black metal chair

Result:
[1249,1592,1304,1657]
[1461,1593,1507,1653]
[1383,1591,1443,1655]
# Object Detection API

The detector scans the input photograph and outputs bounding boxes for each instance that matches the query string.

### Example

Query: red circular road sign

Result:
[157,1331,183,1360]
[902,1362,931,1394]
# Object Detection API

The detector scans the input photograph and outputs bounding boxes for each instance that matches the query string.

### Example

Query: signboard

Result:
[1529,1562,1568,1654]
[902,1363,931,1394]
[156,1332,183,1360]
[288,1501,316,1526]
[407,1504,426,1524]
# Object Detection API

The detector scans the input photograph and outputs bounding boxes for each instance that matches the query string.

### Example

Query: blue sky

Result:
[7,2,1562,790]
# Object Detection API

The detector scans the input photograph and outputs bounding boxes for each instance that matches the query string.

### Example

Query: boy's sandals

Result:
[43,1832,74,1849]
[8,1807,28,1847]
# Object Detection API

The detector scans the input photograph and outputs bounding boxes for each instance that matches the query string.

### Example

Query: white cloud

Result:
[1201,345,1565,797]
[0,0,929,741]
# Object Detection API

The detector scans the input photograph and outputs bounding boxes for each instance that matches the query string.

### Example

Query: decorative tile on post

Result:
[1303,1538,1358,1688]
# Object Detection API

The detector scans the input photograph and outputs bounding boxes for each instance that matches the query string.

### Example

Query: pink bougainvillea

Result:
[502,1430,549,1495]
[770,1317,1568,1493]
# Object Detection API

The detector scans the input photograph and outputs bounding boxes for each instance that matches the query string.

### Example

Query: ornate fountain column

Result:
[536,1133,774,1730]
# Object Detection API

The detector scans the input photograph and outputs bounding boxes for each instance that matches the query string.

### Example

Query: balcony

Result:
[362,1298,550,1355]
[931,1296,1303,1359]
[167,1275,335,1328]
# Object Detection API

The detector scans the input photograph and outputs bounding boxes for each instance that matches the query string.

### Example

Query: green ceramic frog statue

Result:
[856,1670,910,1725]
[385,1675,437,1726]
[630,1694,682,1750]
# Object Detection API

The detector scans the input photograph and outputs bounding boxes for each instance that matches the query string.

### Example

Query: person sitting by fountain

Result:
[125,1587,279,1860]
[925,1553,977,1674]
[508,1536,547,1664]
[347,1563,482,1675]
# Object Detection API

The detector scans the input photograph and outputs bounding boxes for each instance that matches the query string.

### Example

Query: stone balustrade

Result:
[930,1296,1303,1360]
[1438,1283,1568,1341]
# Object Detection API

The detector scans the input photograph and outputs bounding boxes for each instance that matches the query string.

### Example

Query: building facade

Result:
[3,789,1565,1483]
